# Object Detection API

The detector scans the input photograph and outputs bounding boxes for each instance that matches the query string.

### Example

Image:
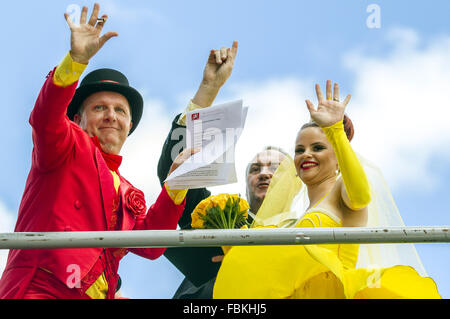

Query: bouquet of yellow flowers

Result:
[191,194,250,229]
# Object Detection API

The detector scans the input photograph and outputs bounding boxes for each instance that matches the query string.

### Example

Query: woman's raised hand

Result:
[64,3,118,64]
[305,80,351,127]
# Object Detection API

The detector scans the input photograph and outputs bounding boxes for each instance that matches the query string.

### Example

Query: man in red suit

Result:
[0,3,193,299]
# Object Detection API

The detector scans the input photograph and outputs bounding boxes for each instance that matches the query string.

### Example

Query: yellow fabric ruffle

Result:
[85,273,109,299]
[213,212,441,299]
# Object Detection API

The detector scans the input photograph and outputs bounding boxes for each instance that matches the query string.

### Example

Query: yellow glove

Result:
[322,120,371,210]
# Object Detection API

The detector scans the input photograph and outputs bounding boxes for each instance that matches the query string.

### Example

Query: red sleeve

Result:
[29,69,79,172]
[129,186,185,260]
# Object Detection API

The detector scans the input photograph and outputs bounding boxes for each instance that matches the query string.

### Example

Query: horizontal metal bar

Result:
[0,226,448,250]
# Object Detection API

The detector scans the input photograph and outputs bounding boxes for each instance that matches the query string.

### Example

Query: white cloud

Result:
[344,27,450,191]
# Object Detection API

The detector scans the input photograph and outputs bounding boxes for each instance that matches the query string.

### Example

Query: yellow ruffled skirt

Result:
[213,214,441,299]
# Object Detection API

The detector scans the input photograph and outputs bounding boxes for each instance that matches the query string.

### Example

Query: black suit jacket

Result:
[158,114,222,298]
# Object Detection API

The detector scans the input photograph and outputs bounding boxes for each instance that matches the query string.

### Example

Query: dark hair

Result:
[300,114,354,142]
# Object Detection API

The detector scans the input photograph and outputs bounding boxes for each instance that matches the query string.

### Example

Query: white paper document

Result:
[165,99,248,189]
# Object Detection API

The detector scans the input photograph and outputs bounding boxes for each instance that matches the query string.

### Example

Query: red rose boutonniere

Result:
[125,187,147,220]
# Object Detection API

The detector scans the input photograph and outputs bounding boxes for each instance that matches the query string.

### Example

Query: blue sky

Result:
[0,0,449,299]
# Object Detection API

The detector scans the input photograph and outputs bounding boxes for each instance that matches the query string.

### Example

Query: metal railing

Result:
[0,226,448,249]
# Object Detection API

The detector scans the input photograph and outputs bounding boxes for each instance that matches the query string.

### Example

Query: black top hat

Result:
[67,68,143,135]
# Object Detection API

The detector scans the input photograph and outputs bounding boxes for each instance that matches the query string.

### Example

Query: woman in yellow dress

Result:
[213,80,441,299]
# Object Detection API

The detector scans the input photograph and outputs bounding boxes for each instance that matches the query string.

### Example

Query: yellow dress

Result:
[213,210,441,299]
[214,121,440,299]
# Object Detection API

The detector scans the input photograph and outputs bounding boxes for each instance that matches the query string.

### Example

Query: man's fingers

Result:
[95,14,108,32]
[210,42,238,66]
[220,47,228,60]
[211,255,224,263]
[175,147,200,164]
[99,32,119,47]
[206,50,216,64]
[80,6,88,24]
[88,3,100,26]
[224,41,238,64]
[326,80,332,100]
[214,50,222,64]
[64,12,75,29]
[168,148,198,176]
[184,147,201,159]
[231,40,238,56]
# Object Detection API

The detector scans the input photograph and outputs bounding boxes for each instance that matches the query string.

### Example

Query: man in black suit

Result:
[157,41,287,298]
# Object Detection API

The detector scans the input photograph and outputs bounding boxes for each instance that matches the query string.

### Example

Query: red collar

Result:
[91,136,123,172]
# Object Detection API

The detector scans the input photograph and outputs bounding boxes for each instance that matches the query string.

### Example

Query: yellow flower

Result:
[191,193,250,229]
[239,200,250,217]
[192,197,212,216]
[212,194,229,210]
[191,211,204,228]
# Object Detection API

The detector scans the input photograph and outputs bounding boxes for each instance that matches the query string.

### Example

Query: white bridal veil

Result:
[252,155,427,276]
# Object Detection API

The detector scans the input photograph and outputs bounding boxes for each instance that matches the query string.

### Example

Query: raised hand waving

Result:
[305,80,351,127]
[192,41,238,107]
[64,3,118,64]
[202,41,238,88]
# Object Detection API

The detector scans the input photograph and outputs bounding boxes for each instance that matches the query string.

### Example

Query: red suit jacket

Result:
[0,70,185,298]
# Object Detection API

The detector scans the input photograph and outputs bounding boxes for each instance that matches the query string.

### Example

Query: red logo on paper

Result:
[191,113,200,121]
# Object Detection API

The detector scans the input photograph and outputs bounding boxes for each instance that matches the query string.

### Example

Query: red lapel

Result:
[94,148,116,229]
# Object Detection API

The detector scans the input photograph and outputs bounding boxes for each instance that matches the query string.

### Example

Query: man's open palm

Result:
[64,3,118,64]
